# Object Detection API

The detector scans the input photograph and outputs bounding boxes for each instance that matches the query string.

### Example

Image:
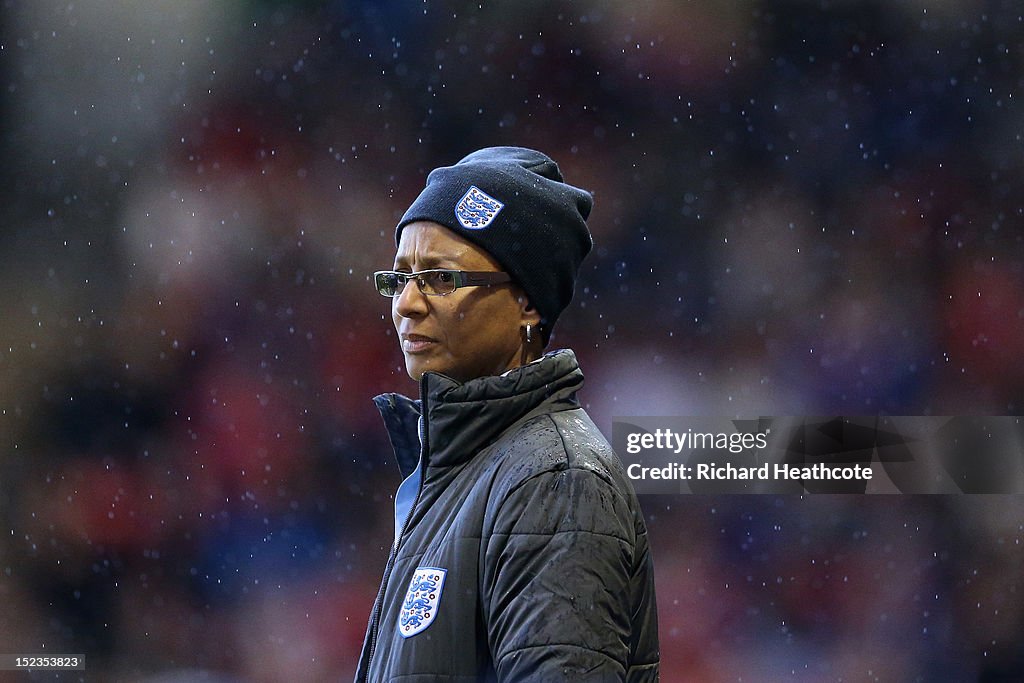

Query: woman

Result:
[355,147,659,682]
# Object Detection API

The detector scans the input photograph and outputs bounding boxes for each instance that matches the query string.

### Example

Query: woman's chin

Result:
[404,357,438,382]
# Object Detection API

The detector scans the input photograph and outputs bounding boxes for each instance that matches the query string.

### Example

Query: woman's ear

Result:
[515,292,544,354]
[518,295,542,327]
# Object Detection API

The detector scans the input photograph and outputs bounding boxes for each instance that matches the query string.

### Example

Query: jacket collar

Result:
[373,349,583,479]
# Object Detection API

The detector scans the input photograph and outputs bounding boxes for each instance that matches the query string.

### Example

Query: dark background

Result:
[1,1,1022,680]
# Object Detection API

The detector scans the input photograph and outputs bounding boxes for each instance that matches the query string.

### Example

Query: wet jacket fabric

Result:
[354,349,659,682]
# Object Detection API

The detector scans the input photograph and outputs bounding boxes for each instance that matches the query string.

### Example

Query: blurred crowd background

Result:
[2,1,1023,681]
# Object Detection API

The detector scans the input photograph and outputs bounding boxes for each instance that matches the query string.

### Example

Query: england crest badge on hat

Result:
[399,567,447,638]
[455,186,504,229]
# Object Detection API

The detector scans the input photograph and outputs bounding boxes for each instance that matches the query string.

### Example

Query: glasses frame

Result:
[373,269,512,297]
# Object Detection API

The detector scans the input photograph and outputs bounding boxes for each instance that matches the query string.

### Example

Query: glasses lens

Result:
[419,270,456,295]
[375,272,403,296]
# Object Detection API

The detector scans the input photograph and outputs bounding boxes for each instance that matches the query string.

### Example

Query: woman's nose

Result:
[394,277,428,318]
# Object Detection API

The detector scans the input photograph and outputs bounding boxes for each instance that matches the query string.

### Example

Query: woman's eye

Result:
[438,271,454,283]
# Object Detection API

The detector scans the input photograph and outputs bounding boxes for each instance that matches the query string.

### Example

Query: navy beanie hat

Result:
[396,146,594,344]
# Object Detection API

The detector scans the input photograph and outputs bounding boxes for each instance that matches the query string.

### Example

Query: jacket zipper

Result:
[362,381,430,680]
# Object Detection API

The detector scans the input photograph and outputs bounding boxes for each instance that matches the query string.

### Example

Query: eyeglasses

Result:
[373,269,512,297]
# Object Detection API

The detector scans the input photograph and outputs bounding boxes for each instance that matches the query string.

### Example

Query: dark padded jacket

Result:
[355,349,659,682]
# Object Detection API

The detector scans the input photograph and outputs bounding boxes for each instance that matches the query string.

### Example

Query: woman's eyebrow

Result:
[394,253,464,269]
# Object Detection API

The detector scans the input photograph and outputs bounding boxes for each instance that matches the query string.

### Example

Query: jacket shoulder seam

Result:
[487,527,631,543]
[496,413,627,501]
[548,412,617,477]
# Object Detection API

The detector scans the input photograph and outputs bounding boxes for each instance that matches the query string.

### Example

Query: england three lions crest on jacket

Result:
[399,567,447,638]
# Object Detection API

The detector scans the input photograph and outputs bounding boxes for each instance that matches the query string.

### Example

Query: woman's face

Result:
[391,221,530,383]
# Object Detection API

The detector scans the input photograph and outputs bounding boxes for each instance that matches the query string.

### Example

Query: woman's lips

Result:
[402,334,438,353]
